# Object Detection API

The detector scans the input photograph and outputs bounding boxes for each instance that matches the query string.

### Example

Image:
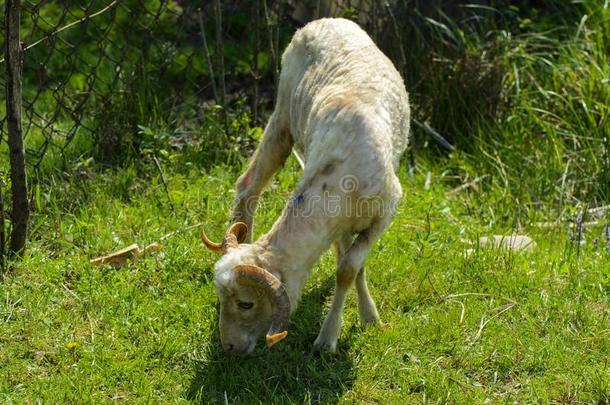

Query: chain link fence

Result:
[0,0,395,262]
[1,0,512,262]
[0,1,397,170]
[0,0,505,171]
[0,0,287,172]
[0,1,453,166]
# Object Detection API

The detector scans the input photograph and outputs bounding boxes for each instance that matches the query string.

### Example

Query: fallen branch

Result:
[534,220,601,228]
[158,222,203,242]
[413,118,455,152]
[152,155,174,211]
[402,223,425,232]
[534,204,609,228]
[90,222,203,268]
[197,8,218,103]
[588,204,609,218]
[90,242,161,268]
[443,292,517,305]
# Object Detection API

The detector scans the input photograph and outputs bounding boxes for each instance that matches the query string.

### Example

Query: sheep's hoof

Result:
[360,315,380,328]
[312,336,337,354]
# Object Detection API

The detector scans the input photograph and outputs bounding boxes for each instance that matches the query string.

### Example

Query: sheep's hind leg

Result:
[355,267,380,327]
[331,234,353,268]
[331,235,379,326]
[313,218,389,353]
[231,112,292,242]
[312,234,353,353]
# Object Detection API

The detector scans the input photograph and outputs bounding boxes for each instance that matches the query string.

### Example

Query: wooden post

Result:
[5,0,29,257]
[0,178,5,271]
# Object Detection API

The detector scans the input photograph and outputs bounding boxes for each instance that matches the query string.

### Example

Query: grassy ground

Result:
[0,155,608,403]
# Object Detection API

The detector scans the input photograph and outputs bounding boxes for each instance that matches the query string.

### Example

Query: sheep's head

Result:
[202,223,290,354]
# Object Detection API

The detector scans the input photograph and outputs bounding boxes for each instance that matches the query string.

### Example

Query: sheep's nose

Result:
[223,343,234,352]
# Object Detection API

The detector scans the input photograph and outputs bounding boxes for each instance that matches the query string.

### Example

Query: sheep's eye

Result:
[238,301,254,310]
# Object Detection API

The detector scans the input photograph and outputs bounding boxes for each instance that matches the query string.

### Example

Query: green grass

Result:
[0,156,608,403]
[400,0,610,212]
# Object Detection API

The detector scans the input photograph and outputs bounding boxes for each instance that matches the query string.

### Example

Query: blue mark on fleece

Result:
[292,193,304,206]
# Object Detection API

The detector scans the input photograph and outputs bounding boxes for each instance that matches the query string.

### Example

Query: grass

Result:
[0,155,608,403]
[400,0,610,213]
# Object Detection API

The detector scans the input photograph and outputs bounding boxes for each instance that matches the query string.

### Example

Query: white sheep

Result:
[202,18,410,354]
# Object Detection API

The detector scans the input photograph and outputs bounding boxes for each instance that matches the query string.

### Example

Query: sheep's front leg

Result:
[231,112,292,242]
[313,218,389,353]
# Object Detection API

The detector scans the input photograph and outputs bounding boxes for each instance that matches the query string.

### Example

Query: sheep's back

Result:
[278,18,410,171]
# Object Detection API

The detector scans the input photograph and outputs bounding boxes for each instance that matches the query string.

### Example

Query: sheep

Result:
[202,18,410,354]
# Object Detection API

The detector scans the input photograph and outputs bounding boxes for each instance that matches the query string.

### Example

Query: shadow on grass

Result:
[187,277,357,403]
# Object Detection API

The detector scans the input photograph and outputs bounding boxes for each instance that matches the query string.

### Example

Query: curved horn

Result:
[201,225,223,253]
[233,264,290,348]
[222,222,248,250]
[202,222,249,254]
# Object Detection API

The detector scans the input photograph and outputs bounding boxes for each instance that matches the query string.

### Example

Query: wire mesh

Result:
[0,0,488,173]
[0,0,291,170]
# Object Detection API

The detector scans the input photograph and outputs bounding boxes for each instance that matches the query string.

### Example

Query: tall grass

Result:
[385,0,610,223]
